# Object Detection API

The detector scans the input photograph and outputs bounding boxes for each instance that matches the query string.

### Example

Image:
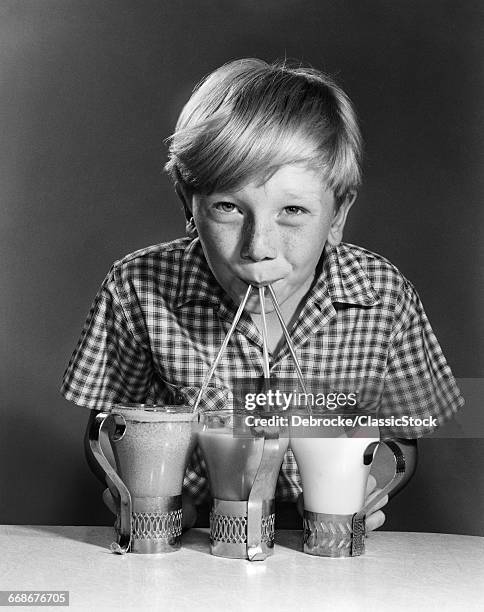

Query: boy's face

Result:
[189,164,354,313]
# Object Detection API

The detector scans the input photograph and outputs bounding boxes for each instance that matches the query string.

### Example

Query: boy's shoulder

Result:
[103,237,199,293]
[336,242,413,298]
[108,236,199,279]
[105,237,214,305]
[113,236,193,268]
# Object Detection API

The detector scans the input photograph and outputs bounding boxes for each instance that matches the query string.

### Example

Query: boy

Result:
[61,58,463,530]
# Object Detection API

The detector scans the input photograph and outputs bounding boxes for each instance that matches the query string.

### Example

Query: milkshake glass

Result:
[290,413,405,557]
[89,404,197,554]
[198,409,289,560]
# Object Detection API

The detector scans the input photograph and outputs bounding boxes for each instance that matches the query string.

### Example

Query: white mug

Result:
[291,419,405,557]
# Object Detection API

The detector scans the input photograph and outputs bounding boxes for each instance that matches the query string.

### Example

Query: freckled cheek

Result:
[199,227,240,263]
[279,226,327,263]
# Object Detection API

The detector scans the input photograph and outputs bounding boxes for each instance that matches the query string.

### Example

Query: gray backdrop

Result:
[1,1,483,534]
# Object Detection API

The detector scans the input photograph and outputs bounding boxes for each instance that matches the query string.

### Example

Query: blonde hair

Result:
[164,58,362,202]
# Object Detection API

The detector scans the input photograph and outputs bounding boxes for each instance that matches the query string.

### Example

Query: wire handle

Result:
[351,440,406,555]
[88,412,132,554]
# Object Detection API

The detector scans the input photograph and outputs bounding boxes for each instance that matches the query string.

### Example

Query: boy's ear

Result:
[175,182,193,221]
[327,191,357,247]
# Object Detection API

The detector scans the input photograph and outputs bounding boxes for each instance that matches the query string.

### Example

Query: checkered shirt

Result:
[61,237,464,503]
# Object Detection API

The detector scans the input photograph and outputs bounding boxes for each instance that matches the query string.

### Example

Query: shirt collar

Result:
[176,239,380,308]
[311,243,381,307]
[175,238,223,308]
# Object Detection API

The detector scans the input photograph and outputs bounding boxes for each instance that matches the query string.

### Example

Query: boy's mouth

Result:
[237,276,284,289]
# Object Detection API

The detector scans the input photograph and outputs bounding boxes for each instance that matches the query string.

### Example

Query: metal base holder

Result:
[209,498,275,559]
[115,495,183,554]
[303,511,366,558]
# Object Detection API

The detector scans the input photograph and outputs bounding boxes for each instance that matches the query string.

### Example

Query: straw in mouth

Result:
[192,282,308,413]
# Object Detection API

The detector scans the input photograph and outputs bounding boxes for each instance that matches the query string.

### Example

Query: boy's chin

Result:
[243,294,276,314]
[226,287,281,314]
[222,277,295,312]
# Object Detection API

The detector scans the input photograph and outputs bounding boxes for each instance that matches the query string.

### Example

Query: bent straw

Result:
[192,284,253,413]
[258,286,271,381]
[267,284,309,397]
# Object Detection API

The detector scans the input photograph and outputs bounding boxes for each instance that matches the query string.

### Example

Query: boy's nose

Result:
[240,218,277,262]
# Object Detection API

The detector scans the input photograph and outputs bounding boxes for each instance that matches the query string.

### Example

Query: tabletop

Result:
[0,526,483,611]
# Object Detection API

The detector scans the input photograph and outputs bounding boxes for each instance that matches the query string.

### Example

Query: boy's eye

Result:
[214,202,238,213]
[283,206,306,216]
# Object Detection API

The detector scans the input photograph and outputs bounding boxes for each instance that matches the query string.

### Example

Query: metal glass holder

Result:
[209,499,275,558]
[124,495,183,554]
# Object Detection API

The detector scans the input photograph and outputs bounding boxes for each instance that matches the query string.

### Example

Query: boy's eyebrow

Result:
[279,190,320,201]
[204,187,322,201]
[200,191,236,200]
[280,191,308,200]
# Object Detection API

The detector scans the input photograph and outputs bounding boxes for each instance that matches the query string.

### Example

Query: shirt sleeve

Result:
[379,280,464,439]
[60,267,154,409]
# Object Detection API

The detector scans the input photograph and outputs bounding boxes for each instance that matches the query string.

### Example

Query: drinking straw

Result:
[258,286,271,381]
[267,284,309,397]
[192,284,253,413]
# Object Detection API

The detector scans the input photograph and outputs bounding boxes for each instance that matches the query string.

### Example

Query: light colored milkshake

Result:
[291,433,379,514]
